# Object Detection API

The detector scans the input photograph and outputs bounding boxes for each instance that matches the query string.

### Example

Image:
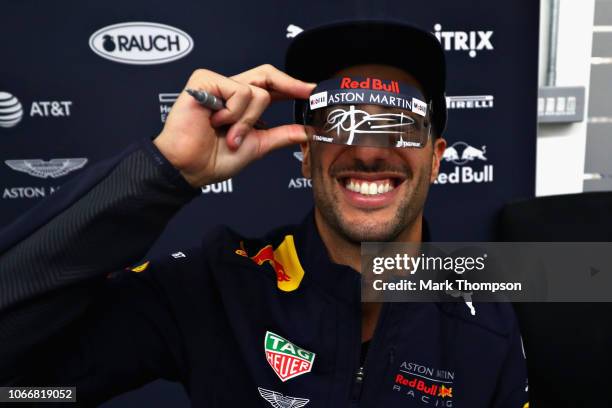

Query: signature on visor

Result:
[324,105,414,145]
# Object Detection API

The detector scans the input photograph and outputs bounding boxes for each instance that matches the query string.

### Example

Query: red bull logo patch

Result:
[395,374,452,397]
[235,235,305,292]
[438,384,453,398]
[264,331,315,382]
[392,361,455,406]
[340,77,401,94]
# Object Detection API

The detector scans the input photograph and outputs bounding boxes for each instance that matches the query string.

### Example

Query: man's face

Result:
[301,64,446,243]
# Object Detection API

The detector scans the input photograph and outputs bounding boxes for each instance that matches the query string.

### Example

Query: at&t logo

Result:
[0,92,23,128]
[0,92,73,129]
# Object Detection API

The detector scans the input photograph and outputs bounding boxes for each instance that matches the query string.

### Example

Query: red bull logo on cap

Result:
[340,77,401,94]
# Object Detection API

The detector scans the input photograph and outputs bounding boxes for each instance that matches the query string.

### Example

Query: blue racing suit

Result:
[0,139,529,407]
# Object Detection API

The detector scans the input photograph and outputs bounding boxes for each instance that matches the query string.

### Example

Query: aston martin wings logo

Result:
[257,387,310,408]
[5,158,88,179]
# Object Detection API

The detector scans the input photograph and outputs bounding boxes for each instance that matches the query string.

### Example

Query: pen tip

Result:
[185,88,196,96]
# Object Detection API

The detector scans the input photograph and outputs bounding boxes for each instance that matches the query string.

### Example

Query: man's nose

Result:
[348,145,392,165]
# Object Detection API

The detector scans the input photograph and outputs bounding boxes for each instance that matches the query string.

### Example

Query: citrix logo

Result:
[433,24,494,58]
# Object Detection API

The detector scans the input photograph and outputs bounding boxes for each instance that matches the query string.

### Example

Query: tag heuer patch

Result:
[264,331,315,382]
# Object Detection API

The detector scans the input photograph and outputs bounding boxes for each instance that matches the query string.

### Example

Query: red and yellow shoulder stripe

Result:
[235,235,305,292]
[128,260,150,273]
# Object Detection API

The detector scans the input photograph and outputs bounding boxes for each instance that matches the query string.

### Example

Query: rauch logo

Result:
[89,22,194,65]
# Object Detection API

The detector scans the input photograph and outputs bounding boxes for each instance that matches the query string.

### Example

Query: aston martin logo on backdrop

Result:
[5,159,88,179]
[89,22,194,65]
[2,158,88,199]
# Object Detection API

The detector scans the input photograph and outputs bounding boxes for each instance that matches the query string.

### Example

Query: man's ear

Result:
[430,137,447,183]
[300,141,312,179]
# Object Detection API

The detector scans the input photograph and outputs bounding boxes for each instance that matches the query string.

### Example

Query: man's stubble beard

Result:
[311,152,431,244]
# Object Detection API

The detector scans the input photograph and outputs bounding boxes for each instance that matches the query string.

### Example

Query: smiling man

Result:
[0,21,528,407]
[304,65,440,255]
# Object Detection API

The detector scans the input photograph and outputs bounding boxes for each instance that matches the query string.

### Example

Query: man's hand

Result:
[153,64,315,187]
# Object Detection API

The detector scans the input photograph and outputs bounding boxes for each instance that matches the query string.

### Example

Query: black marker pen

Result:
[185,88,267,129]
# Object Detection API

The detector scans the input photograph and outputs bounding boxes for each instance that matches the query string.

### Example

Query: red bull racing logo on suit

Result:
[235,235,305,292]
[264,331,316,382]
[392,361,455,406]
[435,141,493,185]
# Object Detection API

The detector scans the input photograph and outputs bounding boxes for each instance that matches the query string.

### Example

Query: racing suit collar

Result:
[293,211,361,304]
[293,210,431,304]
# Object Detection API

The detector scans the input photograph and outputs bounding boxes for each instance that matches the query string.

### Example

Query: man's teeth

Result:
[345,179,394,195]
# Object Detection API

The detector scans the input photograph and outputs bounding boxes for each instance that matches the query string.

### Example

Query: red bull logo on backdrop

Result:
[436,141,493,185]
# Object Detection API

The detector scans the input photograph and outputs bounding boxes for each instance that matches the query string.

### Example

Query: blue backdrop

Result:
[0,1,539,406]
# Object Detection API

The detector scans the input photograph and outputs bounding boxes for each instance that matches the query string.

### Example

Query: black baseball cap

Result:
[285,20,447,136]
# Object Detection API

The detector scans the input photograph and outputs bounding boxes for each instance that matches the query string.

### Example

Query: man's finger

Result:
[209,79,253,127]
[183,70,257,128]
[231,64,316,101]
[226,85,271,147]
[252,124,309,158]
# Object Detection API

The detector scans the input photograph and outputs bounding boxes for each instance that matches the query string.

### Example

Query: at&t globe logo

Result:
[0,92,24,128]
[89,22,194,65]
